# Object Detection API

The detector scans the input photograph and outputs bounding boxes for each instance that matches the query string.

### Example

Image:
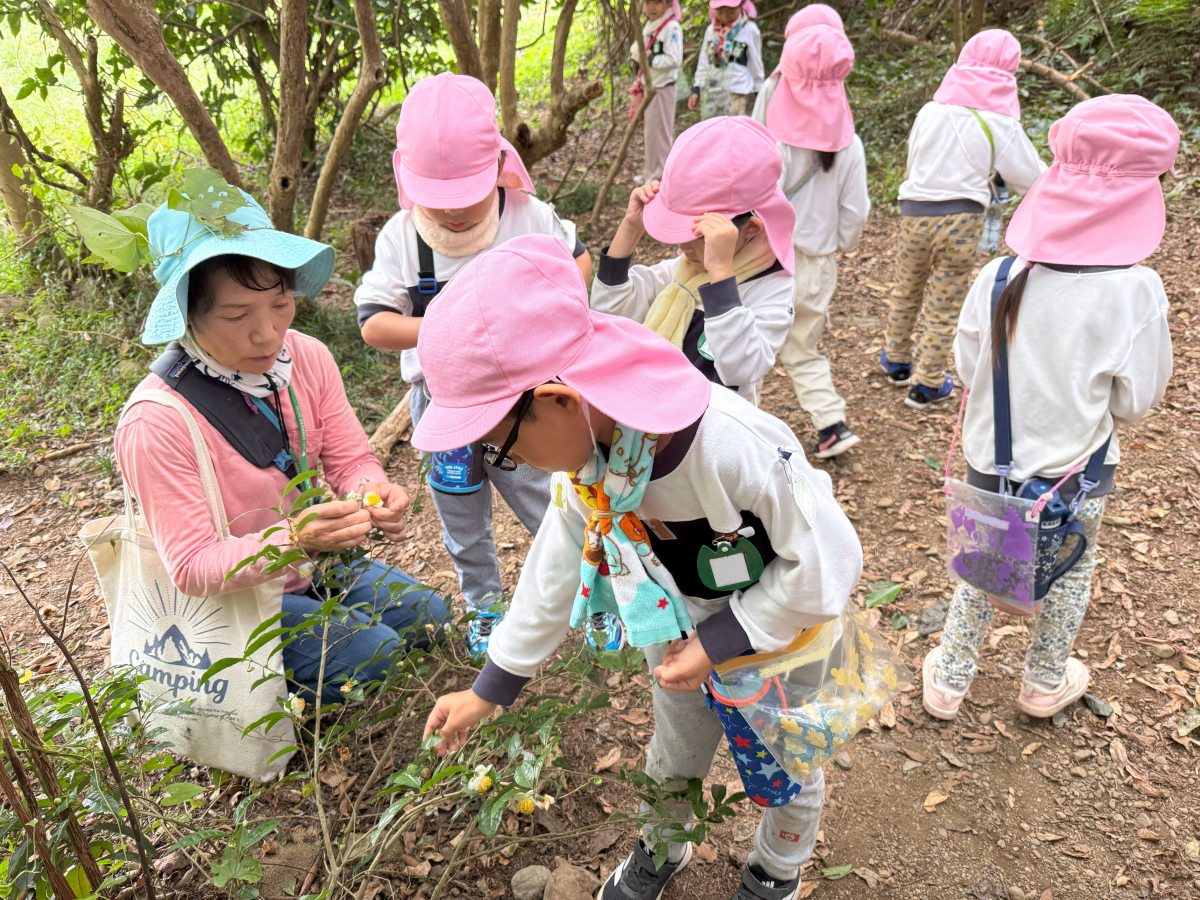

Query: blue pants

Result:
[410,385,551,610]
[281,558,448,705]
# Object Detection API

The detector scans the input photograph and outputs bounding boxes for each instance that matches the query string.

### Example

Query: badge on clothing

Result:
[697,536,764,592]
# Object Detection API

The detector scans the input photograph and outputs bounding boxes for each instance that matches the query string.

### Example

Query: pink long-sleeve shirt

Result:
[114,330,388,596]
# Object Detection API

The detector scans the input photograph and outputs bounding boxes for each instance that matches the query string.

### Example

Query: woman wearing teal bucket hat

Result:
[113,189,450,706]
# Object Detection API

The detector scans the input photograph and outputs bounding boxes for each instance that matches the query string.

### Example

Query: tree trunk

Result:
[268,0,308,232]
[952,0,964,55]
[497,0,521,139]
[967,0,988,38]
[243,30,278,134]
[351,210,393,273]
[438,0,484,81]
[507,0,601,166]
[88,0,242,187]
[476,0,502,91]
[368,388,414,462]
[305,0,388,241]
[0,129,41,232]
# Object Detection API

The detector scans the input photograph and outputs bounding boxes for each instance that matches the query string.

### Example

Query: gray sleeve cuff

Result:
[472,658,531,707]
[698,277,743,318]
[597,246,633,285]
[573,238,587,259]
[695,606,754,665]
[356,302,395,328]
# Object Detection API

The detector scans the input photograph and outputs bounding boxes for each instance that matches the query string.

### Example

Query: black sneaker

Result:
[730,864,801,900]
[878,350,912,385]
[813,422,860,459]
[598,840,692,900]
[905,377,954,409]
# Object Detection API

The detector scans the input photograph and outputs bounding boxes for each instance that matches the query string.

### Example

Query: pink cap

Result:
[710,0,756,18]
[643,117,796,274]
[766,25,855,152]
[933,29,1022,120]
[1006,94,1179,267]
[412,235,712,452]
[392,73,534,210]
[784,4,844,38]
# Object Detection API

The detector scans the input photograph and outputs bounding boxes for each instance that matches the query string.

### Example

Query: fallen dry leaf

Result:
[879,702,897,729]
[1035,832,1065,843]
[593,746,622,773]
[1137,828,1162,841]
[922,789,950,812]
[1022,741,1043,757]
[694,843,718,863]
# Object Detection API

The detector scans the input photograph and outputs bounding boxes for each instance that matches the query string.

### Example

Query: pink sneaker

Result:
[922,647,967,721]
[1017,658,1089,718]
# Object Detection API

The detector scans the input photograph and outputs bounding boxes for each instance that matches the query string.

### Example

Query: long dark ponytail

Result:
[817,150,836,172]
[990,263,1032,363]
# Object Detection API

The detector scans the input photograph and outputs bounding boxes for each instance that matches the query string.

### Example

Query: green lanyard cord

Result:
[286,384,314,495]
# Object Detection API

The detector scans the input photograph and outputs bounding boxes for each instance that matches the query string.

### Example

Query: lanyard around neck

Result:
[251,384,313,494]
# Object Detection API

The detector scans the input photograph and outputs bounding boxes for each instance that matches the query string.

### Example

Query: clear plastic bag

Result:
[707,608,912,785]
[944,477,1042,616]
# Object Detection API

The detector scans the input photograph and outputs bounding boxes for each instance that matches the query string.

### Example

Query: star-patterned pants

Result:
[641,644,826,882]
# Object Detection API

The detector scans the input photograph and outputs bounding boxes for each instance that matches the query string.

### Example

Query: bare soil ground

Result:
[2,167,1198,899]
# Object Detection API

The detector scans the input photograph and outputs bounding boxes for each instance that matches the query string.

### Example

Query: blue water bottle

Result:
[428,442,485,494]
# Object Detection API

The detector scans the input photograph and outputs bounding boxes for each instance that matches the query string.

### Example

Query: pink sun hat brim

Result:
[765,24,855,152]
[393,73,534,210]
[642,117,795,274]
[1005,94,1179,266]
[413,234,712,453]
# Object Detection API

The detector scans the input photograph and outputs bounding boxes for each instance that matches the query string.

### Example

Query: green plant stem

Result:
[428,817,477,900]
[309,616,340,893]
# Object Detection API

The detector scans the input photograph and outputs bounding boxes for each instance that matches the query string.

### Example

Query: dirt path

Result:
[2,210,1197,899]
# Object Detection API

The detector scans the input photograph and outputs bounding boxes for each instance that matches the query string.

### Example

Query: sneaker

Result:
[922,646,967,721]
[813,422,860,459]
[598,840,692,900]
[878,350,912,385]
[905,377,954,409]
[586,611,626,652]
[731,864,801,900]
[1017,658,1089,718]
[466,611,502,658]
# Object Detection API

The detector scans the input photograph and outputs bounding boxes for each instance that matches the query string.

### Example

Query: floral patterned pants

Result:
[937,497,1107,691]
[884,211,983,389]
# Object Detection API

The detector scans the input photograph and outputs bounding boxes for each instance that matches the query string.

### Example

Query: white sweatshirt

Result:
[353,190,580,385]
[898,102,1046,208]
[590,249,795,405]
[751,77,871,257]
[631,14,684,90]
[955,257,1172,481]
[474,383,863,704]
[692,18,764,96]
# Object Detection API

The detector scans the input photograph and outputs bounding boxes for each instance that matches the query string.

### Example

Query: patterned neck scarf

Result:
[568,425,692,648]
[179,330,292,399]
[708,15,746,68]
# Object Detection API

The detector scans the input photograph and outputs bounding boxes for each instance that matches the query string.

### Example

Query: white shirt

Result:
[692,18,764,95]
[631,15,684,90]
[590,252,795,405]
[353,190,578,384]
[484,383,863,681]
[955,257,1172,481]
[898,101,1046,207]
[752,78,871,257]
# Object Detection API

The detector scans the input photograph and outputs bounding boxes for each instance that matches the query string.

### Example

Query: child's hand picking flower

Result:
[293,499,372,553]
[423,689,499,755]
[359,481,410,542]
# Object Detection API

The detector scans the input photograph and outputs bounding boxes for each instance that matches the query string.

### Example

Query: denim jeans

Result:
[281,558,448,705]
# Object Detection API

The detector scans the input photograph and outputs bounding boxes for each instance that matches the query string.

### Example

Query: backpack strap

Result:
[415,232,439,296]
[149,344,295,477]
[989,256,1017,494]
[1072,433,1112,515]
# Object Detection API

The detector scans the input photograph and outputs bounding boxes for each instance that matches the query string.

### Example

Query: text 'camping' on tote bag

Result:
[78,389,295,781]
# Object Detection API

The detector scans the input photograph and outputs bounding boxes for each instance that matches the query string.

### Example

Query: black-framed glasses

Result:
[481,389,535,471]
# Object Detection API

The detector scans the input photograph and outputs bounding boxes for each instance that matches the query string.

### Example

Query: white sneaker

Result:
[1018,658,1089,718]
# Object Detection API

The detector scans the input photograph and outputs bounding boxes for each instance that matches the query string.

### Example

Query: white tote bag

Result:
[79,389,296,781]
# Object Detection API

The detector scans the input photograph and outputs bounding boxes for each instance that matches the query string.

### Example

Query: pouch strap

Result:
[989,256,1017,493]
[415,232,439,296]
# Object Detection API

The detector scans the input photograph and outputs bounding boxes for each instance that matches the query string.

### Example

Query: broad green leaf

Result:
[160,781,207,807]
[211,845,262,888]
[182,168,248,222]
[68,205,147,273]
[200,655,244,686]
[113,202,154,239]
[823,864,854,880]
[864,582,903,609]
[420,765,466,792]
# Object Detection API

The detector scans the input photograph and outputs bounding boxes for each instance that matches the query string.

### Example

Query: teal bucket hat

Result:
[142,190,335,344]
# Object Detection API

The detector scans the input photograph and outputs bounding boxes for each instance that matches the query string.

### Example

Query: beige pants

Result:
[643,83,677,182]
[884,211,983,389]
[778,253,845,431]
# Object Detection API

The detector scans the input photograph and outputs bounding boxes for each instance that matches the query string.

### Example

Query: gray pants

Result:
[642,83,677,183]
[409,386,551,610]
[641,644,825,882]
